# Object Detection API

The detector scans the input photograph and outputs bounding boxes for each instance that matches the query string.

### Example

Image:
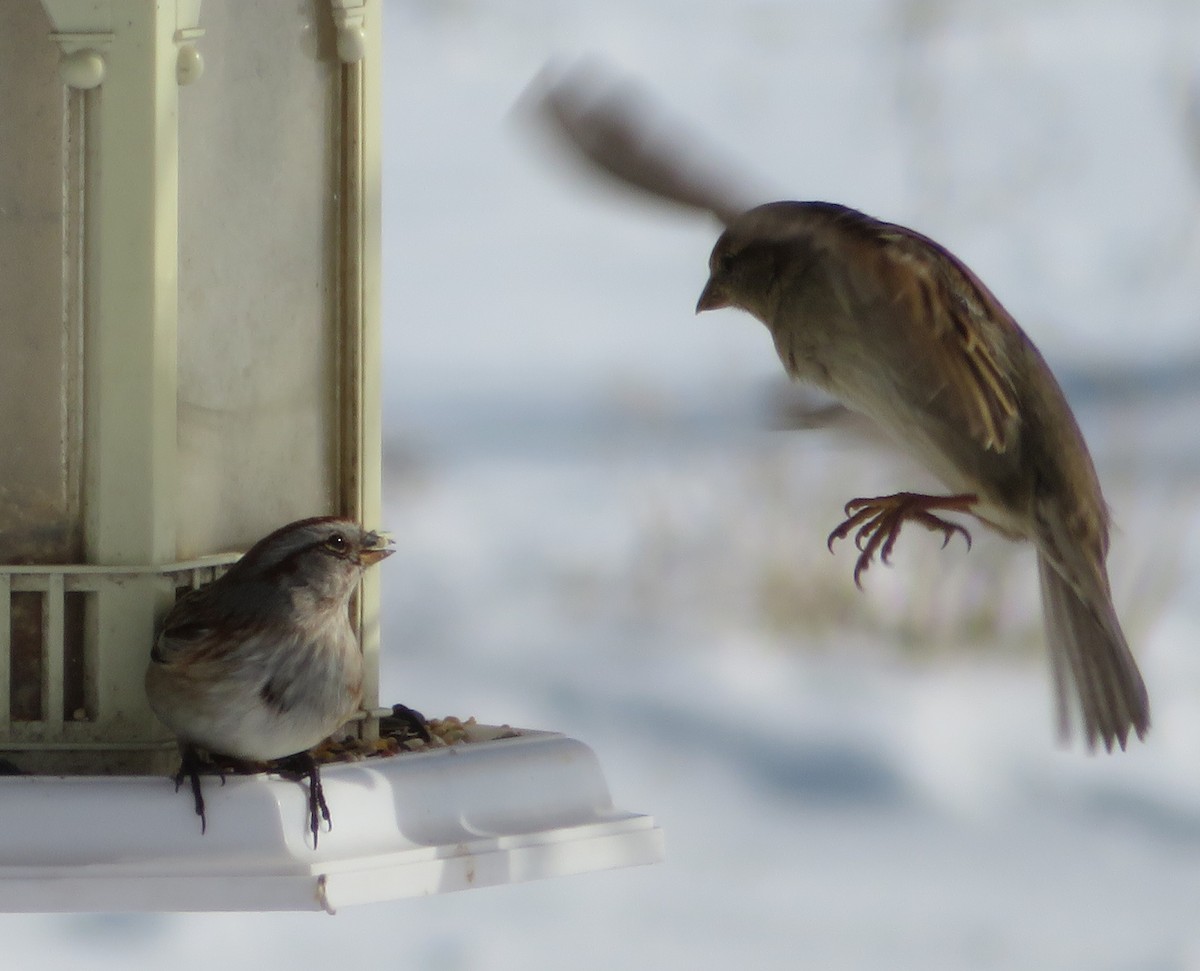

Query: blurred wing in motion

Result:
[522,61,762,226]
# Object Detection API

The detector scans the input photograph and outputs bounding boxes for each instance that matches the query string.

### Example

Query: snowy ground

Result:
[10,1,1200,968]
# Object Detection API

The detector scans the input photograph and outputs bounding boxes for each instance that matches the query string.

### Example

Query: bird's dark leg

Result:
[276,752,330,847]
[173,744,208,834]
[826,492,977,588]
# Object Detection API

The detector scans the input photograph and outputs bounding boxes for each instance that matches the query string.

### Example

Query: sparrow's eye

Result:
[718,249,737,274]
[323,533,348,555]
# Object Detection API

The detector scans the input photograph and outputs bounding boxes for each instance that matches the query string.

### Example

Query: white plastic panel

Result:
[0,730,665,912]
[177,0,343,558]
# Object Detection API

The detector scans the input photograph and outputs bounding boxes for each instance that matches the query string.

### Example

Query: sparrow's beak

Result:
[696,277,729,313]
[359,531,395,567]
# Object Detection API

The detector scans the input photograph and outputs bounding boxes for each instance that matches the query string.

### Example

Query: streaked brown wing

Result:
[150,586,219,664]
[878,224,1020,453]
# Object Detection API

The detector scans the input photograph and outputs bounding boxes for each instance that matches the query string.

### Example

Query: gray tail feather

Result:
[1037,554,1150,751]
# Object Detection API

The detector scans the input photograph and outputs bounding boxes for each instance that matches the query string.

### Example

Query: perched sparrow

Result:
[697,201,1149,751]
[146,516,393,842]
[531,66,1150,752]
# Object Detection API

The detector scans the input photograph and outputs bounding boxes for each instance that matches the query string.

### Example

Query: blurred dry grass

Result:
[549,412,1187,666]
[624,440,1045,660]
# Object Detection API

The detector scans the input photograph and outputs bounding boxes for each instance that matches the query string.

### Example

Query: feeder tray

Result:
[0,724,664,913]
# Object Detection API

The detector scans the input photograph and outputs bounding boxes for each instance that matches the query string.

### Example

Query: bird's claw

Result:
[173,745,209,834]
[276,752,331,848]
[826,492,976,589]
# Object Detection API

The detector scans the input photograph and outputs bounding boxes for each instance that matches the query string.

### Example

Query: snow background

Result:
[10,0,1200,968]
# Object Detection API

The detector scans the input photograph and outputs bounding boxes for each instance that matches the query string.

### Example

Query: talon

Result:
[827,506,874,553]
[175,745,209,834]
[276,752,331,848]
[852,558,869,590]
[827,492,977,588]
[930,516,972,551]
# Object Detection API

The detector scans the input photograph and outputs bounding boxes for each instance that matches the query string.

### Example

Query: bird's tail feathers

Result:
[1037,553,1149,752]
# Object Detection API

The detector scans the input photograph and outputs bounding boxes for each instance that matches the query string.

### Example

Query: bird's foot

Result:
[826,492,976,588]
[170,749,264,834]
[276,752,331,848]
[173,745,209,834]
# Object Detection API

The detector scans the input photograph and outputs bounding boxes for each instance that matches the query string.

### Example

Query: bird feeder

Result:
[0,0,662,911]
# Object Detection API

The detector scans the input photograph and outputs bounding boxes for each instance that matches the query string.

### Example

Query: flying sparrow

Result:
[697,201,1149,751]
[532,66,1150,752]
[146,516,393,843]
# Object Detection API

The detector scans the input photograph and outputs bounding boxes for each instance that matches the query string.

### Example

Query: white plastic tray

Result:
[0,728,664,913]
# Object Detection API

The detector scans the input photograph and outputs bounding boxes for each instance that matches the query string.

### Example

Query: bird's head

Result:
[231,517,394,606]
[697,201,849,324]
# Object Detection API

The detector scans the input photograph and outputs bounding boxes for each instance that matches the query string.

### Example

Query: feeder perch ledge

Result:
[0,725,664,913]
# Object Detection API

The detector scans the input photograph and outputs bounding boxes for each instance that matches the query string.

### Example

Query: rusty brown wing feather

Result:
[876,223,1021,453]
[151,581,252,668]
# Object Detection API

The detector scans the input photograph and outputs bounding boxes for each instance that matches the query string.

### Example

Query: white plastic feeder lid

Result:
[0,727,664,913]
